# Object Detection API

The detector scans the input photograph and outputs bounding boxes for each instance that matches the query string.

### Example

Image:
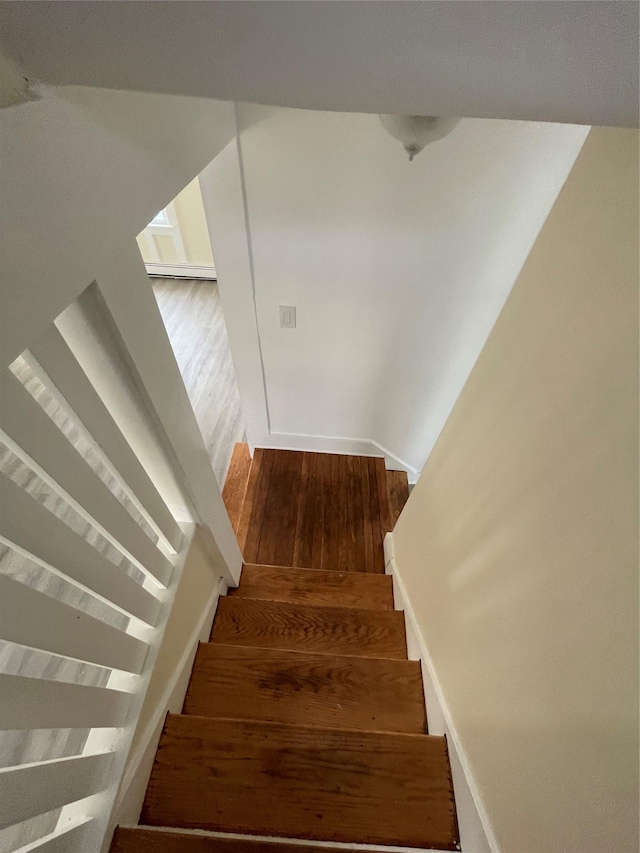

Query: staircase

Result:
[110,448,460,853]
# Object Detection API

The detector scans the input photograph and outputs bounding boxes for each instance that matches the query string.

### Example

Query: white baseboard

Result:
[107,576,227,833]
[145,262,217,280]
[384,534,499,853]
[258,430,419,483]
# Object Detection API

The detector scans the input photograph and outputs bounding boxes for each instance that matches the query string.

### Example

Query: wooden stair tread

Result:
[112,828,382,853]
[222,443,252,535]
[230,564,394,610]
[387,470,410,528]
[184,642,426,733]
[141,715,459,850]
[211,597,407,659]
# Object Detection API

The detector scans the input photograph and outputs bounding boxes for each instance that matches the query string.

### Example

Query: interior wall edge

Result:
[385,534,498,853]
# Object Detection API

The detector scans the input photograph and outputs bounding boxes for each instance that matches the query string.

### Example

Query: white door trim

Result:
[145,262,217,280]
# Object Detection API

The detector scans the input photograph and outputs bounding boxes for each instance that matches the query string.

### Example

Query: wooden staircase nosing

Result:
[183,642,428,734]
[210,597,408,660]
[111,827,401,853]
[141,714,460,851]
[230,564,395,611]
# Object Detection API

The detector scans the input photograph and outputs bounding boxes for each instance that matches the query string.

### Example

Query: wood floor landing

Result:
[236,449,392,573]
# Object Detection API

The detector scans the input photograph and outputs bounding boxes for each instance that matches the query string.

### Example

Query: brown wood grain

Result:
[141,715,459,850]
[324,454,339,571]
[336,454,349,572]
[292,452,312,568]
[222,443,252,534]
[374,456,392,538]
[236,448,263,556]
[368,457,384,573]
[230,564,394,610]
[354,455,367,572]
[387,469,410,528]
[239,449,392,574]
[309,452,325,569]
[183,643,427,733]
[360,455,375,573]
[111,828,378,853]
[257,450,304,567]
[210,597,408,659]
[242,449,274,563]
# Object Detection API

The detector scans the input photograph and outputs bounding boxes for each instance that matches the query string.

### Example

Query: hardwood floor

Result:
[237,449,392,572]
[117,580,458,852]
[152,278,246,487]
[388,468,410,527]
[113,451,458,853]
[222,442,252,533]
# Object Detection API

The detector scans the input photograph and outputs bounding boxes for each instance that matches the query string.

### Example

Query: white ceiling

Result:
[0,1,637,127]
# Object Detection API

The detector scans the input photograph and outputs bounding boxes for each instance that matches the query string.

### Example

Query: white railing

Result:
[0,242,242,852]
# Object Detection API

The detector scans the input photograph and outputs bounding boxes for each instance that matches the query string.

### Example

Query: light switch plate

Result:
[279,305,296,328]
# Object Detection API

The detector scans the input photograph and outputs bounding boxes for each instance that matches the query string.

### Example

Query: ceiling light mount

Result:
[379,115,459,161]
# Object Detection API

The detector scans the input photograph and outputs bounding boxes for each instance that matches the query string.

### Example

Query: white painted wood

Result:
[164,201,188,264]
[142,202,188,264]
[96,246,242,586]
[141,230,161,264]
[0,752,113,829]
[2,4,633,126]
[0,675,131,730]
[0,367,172,586]
[0,86,236,370]
[12,818,94,853]
[0,475,161,626]
[109,575,226,830]
[0,574,148,674]
[146,262,217,279]
[200,128,271,454]
[29,323,183,553]
[56,287,194,524]
[265,431,420,482]
[385,534,496,853]
[91,524,201,853]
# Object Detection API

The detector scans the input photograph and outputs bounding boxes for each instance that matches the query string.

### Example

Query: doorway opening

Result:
[137,176,246,487]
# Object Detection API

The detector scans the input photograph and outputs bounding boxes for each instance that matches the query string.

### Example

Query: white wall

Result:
[0,3,637,127]
[0,84,235,368]
[392,127,639,853]
[204,106,587,477]
[137,176,215,267]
